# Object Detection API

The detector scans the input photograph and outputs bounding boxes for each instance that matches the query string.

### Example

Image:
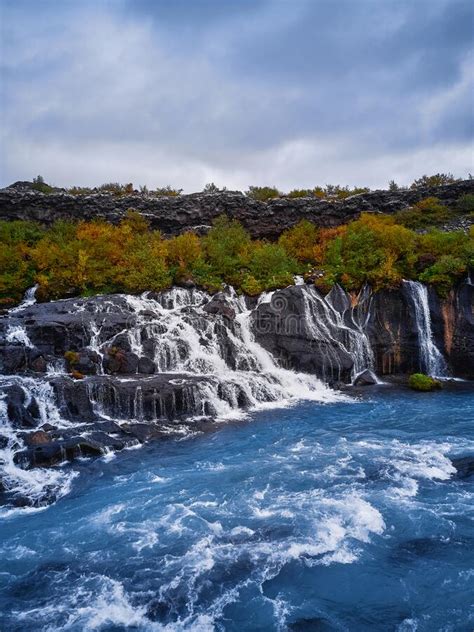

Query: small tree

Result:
[203,183,226,193]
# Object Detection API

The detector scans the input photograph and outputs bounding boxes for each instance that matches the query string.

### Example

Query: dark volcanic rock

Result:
[1,180,473,239]
[103,349,139,374]
[203,292,236,320]
[366,288,421,375]
[252,285,354,383]
[5,384,39,428]
[353,369,378,385]
[23,430,51,446]
[450,282,474,378]
[451,455,474,480]
[138,356,156,374]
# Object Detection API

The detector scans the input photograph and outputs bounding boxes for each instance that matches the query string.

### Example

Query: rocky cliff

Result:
[1,180,473,238]
[0,281,472,507]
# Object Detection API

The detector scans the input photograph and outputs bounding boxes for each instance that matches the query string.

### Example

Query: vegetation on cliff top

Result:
[0,206,472,305]
[26,172,470,200]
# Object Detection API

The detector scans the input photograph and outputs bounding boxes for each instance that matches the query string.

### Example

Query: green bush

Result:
[31,175,54,194]
[410,173,458,189]
[457,193,474,215]
[286,189,315,198]
[408,373,442,391]
[245,186,280,201]
[203,183,226,193]
[154,186,182,196]
[394,197,451,229]
[0,206,472,304]
[248,243,297,290]
[68,186,94,195]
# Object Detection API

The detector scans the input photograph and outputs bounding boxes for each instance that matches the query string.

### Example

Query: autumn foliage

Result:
[0,209,472,306]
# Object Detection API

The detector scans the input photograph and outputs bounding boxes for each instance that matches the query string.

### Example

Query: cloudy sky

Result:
[1,0,473,191]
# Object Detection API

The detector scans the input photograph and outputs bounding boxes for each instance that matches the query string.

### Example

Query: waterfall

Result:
[403,281,447,377]
[119,288,342,417]
[6,324,33,347]
[0,377,77,509]
[1,284,367,508]
[302,286,375,382]
[8,284,38,314]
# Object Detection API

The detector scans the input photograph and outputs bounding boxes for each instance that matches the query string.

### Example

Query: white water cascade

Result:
[1,284,367,507]
[120,287,344,419]
[302,285,375,382]
[403,281,448,377]
[0,377,77,510]
[9,284,38,314]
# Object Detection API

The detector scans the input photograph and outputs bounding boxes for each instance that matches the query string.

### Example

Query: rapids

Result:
[1,385,473,631]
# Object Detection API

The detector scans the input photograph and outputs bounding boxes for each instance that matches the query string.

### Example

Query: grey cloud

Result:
[0,0,472,189]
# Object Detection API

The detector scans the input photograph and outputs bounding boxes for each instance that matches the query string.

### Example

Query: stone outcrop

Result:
[1,179,473,239]
[366,282,474,377]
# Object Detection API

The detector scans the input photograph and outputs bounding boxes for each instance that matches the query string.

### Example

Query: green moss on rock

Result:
[408,373,442,392]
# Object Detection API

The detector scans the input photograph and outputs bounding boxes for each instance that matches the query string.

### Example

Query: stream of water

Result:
[1,385,473,631]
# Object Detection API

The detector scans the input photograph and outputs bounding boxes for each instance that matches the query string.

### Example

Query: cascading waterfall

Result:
[403,280,448,377]
[8,284,38,314]
[303,285,375,382]
[121,288,341,419]
[0,377,77,509]
[0,283,379,508]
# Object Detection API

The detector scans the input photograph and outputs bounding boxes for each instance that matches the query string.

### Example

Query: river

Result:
[1,384,473,631]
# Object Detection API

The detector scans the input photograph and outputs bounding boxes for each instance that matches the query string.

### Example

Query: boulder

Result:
[203,293,236,320]
[353,369,378,386]
[23,430,51,446]
[103,349,139,374]
[5,384,39,428]
[253,285,354,383]
[138,356,155,374]
[451,455,474,480]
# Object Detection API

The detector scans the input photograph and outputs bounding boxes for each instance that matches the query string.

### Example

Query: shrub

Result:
[248,242,297,290]
[31,175,54,194]
[317,214,416,291]
[410,173,458,189]
[286,189,315,198]
[203,216,251,286]
[394,197,451,229]
[64,351,79,366]
[408,373,442,391]
[279,220,319,263]
[203,183,226,193]
[240,274,263,296]
[96,182,134,196]
[154,186,182,196]
[457,193,474,215]
[245,186,280,201]
[167,232,202,281]
[324,184,370,199]
[68,186,94,195]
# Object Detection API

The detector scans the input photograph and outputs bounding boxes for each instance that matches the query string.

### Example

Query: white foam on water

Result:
[6,324,33,347]
[0,383,78,510]
[8,285,38,314]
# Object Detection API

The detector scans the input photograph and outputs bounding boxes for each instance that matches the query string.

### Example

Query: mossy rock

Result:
[408,373,442,392]
[64,350,79,366]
